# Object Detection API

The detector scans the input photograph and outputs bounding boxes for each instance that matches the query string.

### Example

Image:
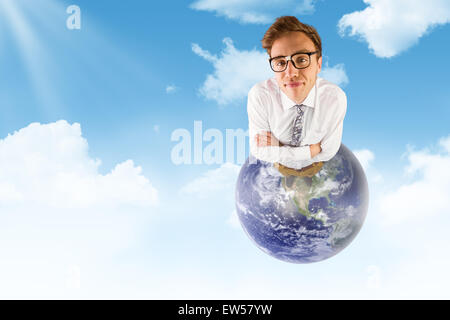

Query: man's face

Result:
[270,31,322,104]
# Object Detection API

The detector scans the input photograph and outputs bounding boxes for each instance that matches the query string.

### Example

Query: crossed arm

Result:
[255,131,322,158]
[247,85,346,170]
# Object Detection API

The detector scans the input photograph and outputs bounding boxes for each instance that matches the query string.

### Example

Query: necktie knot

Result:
[295,104,304,114]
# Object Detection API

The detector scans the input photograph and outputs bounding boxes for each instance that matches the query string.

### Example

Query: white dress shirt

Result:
[247,77,347,170]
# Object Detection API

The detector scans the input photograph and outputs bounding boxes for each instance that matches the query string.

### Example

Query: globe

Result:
[235,144,369,264]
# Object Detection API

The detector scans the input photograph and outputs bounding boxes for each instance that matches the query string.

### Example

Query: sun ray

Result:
[18,0,159,87]
[0,0,160,120]
[0,0,64,117]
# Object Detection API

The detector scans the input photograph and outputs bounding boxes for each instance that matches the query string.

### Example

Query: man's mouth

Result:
[285,81,303,88]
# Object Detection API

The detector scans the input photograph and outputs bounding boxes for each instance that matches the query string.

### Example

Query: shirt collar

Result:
[279,80,316,111]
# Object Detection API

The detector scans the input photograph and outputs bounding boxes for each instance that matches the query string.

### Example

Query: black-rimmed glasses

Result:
[269,51,319,72]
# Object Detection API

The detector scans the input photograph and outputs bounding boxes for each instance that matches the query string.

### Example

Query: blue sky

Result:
[0,0,449,298]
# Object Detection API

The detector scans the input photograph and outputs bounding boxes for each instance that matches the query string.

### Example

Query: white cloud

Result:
[189,0,316,24]
[0,120,159,298]
[179,162,241,199]
[153,124,160,134]
[368,136,450,298]
[379,135,450,225]
[0,120,158,208]
[192,38,272,105]
[353,148,382,184]
[319,63,349,87]
[227,209,241,229]
[353,149,374,172]
[193,38,349,105]
[439,135,450,153]
[166,85,177,94]
[338,0,450,58]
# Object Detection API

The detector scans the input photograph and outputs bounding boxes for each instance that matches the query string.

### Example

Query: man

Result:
[248,16,347,176]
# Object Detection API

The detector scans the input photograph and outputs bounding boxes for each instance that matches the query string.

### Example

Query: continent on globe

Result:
[235,144,369,264]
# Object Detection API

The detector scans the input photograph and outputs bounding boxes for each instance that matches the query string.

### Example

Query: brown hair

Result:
[262,16,322,58]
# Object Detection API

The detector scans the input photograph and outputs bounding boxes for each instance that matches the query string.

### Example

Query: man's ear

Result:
[317,56,323,74]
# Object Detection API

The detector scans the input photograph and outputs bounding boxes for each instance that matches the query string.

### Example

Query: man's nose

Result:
[284,61,298,78]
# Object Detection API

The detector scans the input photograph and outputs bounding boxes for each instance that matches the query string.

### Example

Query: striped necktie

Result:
[290,104,305,147]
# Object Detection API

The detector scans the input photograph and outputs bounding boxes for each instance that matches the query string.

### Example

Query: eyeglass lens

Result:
[271,53,311,72]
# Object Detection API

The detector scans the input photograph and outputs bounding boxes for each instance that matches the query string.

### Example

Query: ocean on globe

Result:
[235,144,369,264]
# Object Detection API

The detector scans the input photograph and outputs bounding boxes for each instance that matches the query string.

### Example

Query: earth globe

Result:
[235,144,369,263]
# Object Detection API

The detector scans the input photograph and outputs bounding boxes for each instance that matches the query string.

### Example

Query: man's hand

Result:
[255,131,283,147]
[309,142,322,158]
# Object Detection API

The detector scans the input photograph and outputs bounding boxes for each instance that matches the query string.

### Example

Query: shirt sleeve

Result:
[311,88,347,162]
[247,85,312,169]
